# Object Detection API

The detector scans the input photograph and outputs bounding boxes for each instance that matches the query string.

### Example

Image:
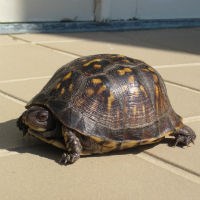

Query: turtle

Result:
[17,54,196,165]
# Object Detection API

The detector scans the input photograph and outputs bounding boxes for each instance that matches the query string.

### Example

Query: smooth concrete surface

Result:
[14,31,200,66]
[0,44,74,80]
[0,28,199,200]
[157,65,200,90]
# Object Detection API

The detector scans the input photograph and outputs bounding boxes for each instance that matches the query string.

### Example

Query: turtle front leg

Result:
[16,113,28,136]
[173,125,196,147]
[59,126,82,165]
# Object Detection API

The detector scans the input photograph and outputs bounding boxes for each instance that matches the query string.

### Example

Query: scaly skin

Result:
[174,125,196,147]
[59,126,82,165]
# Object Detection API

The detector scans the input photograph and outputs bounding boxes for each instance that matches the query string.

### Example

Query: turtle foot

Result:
[59,152,80,165]
[174,125,196,147]
[16,115,28,136]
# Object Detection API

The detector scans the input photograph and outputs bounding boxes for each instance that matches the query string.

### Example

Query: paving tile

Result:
[0,148,199,200]
[0,35,26,46]
[157,65,200,90]
[165,84,200,118]
[0,78,49,102]
[0,44,75,81]
[13,28,200,55]
[145,121,200,175]
[0,95,41,149]
[38,36,200,66]
[1,79,199,118]
[12,33,80,43]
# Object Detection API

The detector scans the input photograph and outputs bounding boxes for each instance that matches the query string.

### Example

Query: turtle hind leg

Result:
[173,125,196,147]
[59,126,82,165]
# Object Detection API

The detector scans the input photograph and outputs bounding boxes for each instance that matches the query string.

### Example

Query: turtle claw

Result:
[174,125,196,147]
[59,152,80,165]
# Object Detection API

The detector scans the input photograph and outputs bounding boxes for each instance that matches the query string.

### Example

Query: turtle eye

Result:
[37,111,48,122]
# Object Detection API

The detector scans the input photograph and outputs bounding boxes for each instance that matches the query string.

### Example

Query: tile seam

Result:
[0,76,51,83]
[165,80,200,93]
[0,89,27,105]
[8,34,200,69]
[137,152,200,184]
[155,62,200,68]
[9,34,81,58]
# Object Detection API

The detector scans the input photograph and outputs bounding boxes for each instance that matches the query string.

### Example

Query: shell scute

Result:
[28,54,182,143]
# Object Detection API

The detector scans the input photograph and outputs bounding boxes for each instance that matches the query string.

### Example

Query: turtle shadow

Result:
[0,119,176,164]
[0,119,63,162]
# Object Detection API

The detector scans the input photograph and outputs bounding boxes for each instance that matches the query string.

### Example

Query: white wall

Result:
[0,0,200,22]
[137,0,200,19]
[0,0,94,22]
[95,0,137,21]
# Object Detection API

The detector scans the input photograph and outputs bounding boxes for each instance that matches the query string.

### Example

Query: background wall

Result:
[0,0,200,23]
[0,0,94,22]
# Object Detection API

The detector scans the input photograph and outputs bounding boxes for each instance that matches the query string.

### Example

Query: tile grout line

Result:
[0,88,200,182]
[0,89,27,105]
[155,62,200,68]
[142,151,200,177]
[9,34,82,58]
[8,34,200,68]
[37,43,82,58]
[165,80,200,93]
[137,152,200,184]
[0,76,51,83]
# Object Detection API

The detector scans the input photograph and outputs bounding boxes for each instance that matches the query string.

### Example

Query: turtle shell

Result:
[27,54,182,146]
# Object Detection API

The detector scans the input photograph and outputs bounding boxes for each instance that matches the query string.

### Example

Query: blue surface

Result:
[0,19,200,34]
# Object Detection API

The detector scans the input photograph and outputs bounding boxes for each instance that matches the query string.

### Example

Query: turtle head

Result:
[20,106,56,132]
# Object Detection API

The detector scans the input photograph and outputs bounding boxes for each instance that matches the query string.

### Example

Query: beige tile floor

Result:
[0,28,200,200]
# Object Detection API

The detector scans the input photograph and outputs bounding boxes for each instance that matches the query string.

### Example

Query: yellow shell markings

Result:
[117,67,132,76]
[101,141,118,153]
[55,82,61,89]
[122,59,131,63]
[107,92,115,111]
[120,140,139,150]
[83,59,102,67]
[111,54,125,58]
[133,105,137,116]
[153,74,159,83]
[68,83,73,92]
[91,78,102,84]
[139,85,148,97]
[97,85,107,94]
[141,68,149,72]
[63,71,72,80]
[60,88,65,95]
[124,67,132,73]
[116,54,126,58]
[148,67,155,72]
[93,64,102,69]
[142,104,145,114]
[128,75,135,83]
[155,84,160,113]
[86,88,95,96]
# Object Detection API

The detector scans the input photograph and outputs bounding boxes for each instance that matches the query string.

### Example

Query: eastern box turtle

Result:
[17,54,196,164]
